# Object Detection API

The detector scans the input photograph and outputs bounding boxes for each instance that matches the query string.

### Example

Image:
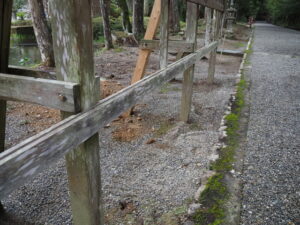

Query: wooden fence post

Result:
[159,0,169,69]
[49,1,103,225]
[205,7,212,46]
[207,10,222,84]
[0,0,12,153]
[0,0,13,215]
[180,2,199,122]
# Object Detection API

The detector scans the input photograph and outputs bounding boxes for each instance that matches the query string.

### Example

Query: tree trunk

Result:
[42,0,49,18]
[144,0,150,16]
[116,0,132,33]
[28,0,55,67]
[92,0,101,17]
[169,0,180,33]
[133,0,144,40]
[126,0,133,13]
[99,0,113,49]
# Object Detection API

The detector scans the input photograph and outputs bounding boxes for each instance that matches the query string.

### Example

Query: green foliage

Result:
[16,11,26,20]
[13,0,26,13]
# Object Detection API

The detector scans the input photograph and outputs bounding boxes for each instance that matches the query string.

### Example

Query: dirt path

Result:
[240,22,300,225]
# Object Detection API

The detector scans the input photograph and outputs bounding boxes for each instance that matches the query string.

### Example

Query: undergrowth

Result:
[193,70,248,224]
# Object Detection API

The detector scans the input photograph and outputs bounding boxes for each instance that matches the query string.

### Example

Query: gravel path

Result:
[240,22,300,225]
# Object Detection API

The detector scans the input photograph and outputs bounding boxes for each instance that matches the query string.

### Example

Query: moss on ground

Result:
[193,71,248,224]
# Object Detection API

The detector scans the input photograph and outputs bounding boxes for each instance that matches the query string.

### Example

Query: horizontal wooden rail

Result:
[187,0,225,12]
[140,40,195,53]
[0,41,218,199]
[8,65,56,79]
[0,73,80,112]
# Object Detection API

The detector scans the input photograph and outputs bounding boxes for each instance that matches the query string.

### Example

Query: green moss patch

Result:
[193,73,248,224]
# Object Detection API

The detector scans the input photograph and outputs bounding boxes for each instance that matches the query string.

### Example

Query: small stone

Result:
[104,124,111,128]
[188,203,201,215]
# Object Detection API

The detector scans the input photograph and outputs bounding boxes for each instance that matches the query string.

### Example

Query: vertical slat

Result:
[180,2,199,122]
[0,0,13,153]
[204,7,212,46]
[207,10,222,84]
[49,1,103,225]
[159,0,169,69]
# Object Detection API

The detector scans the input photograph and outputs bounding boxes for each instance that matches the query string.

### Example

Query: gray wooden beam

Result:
[8,65,56,79]
[0,41,218,200]
[0,73,80,112]
[49,0,103,224]
[187,0,225,12]
[140,40,194,53]
[159,0,169,69]
[180,2,199,122]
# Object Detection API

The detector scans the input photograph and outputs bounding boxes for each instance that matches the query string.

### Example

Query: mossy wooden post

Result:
[180,2,199,122]
[159,0,169,69]
[49,1,103,225]
[207,10,222,84]
[0,0,12,153]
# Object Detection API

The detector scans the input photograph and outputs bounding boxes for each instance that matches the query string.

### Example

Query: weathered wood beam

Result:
[0,73,80,112]
[187,0,224,12]
[0,41,218,200]
[139,40,194,53]
[7,65,56,79]
[0,0,13,154]
[50,0,103,224]
[208,10,222,84]
[159,0,169,69]
[180,2,199,122]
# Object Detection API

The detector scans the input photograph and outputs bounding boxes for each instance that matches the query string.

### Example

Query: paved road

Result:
[240,23,300,225]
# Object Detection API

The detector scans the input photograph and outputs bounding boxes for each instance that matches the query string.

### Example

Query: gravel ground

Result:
[2,37,245,224]
[240,22,300,225]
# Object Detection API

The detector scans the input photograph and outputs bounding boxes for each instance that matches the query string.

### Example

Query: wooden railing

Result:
[0,0,226,224]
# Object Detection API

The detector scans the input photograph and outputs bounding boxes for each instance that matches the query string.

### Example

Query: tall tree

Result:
[100,0,114,49]
[116,0,132,33]
[126,0,133,12]
[28,0,55,67]
[169,0,180,32]
[92,0,101,17]
[133,0,145,40]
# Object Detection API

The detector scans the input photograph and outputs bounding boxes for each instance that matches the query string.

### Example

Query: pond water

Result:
[9,43,41,67]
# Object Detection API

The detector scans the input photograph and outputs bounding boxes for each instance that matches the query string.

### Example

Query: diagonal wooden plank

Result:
[131,0,161,84]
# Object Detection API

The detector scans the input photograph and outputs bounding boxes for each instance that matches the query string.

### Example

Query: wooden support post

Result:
[180,2,199,122]
[159,0,169,69]
[49,1,103,225]
[207,10,222,84]
[131,0,161,83]
[0,0,13,153]
[205,7,212,46]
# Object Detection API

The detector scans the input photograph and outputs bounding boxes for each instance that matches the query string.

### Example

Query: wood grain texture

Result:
[139,40,194,53]
[0,41,218,201]
[180,2,198,122]
[131,0,161,84]
[0,73,80,112]
[159,0,169,69]
[49,0,103,224]
[208,10,222,84]
[187,0,225,12]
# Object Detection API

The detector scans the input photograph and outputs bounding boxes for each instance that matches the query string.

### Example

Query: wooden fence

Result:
[0,0,226,224]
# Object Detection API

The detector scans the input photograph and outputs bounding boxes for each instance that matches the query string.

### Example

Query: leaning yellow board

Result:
[131,0,161,84]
